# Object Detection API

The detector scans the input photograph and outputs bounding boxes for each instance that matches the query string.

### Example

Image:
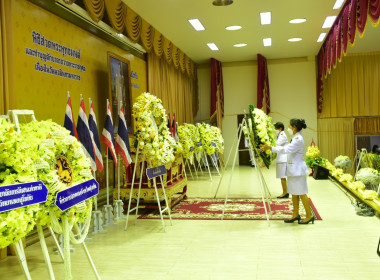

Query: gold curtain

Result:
[320,53,380,118]
[171,44,179,69]
[125,6,141,43]
[354,117,380,135]
[317,118,355,164]
[82,0,105,23]
[140,19,153,51]
[163,37,172,64]
[104,0,126,33]
[153,30,163,57]
[147,52,194,124]
[62,0,196,78]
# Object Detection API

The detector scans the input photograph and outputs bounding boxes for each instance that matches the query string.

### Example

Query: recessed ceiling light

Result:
[317,33,327,42]
[188,19,205,31]
[233,43,247,47]
[289,18,307,24]
[263,38,272,47]
[288,38,302,42]
[322,16,337,28]
[207,43,219,51]
[260,12,271,25]
[333,0,345,10]
[213,0,233,6]
[226,25,242,30]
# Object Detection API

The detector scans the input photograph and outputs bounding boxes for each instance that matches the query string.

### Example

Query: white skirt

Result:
[287,176,308,195]
[276,163,287,179]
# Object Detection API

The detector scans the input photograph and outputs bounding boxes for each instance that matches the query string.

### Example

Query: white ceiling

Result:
[123,0,380,63]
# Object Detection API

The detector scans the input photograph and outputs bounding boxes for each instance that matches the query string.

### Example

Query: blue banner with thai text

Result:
[0,181,48,213]
[55,179,99,211]
[146,165,167,179]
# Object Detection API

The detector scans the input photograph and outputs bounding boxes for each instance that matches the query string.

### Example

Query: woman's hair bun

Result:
[300,119,307,129]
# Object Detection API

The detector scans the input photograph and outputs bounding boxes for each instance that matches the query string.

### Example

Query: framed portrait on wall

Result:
[107,52,133,133]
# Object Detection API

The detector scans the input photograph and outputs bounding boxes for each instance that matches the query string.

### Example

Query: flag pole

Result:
[106,146,109,206]
[89,98,106,234]
[103,99,115,226]
[117,100,122,201]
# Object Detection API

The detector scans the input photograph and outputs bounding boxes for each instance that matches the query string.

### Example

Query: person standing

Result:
[274,122,289,198]
[261,119,315,224]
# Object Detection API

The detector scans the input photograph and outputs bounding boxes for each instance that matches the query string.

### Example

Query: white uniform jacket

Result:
[275,131,288,163]
[272,132,308,177]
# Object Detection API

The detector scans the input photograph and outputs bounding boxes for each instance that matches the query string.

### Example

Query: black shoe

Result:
[284,215,300,223]
[277,193,289,199]
[298,217,315,224]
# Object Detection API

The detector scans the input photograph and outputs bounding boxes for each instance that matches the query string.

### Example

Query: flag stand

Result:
[214,117,272,225]
[114,155,126,221]
[103,147,115,226]
[91,171,106,234]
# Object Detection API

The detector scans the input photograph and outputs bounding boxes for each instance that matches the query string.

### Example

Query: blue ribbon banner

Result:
[189,146,194,152]
[197,142,202,147]
[146,165,167,179]
[0,181,48,213]
[211,142,217,148]
[55,178,99,212]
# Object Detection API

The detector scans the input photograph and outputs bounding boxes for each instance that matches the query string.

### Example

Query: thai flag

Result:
[101,100,117,166]
[88,99,104,172]
[172,113,178,141]
[77,96,96,171]
[63,92,78,139]
[167,113,172,135]
[115,105,132,167]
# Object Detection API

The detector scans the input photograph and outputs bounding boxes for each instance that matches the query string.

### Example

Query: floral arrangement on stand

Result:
[19,120,93,230]
[305,145,326,168]
[211,126,224,155]
[198,123,217,156]
[334,155,352,169]
[132,92,176,168]
[0,119,94,249]
[247,105,276,168]
[177,124,195,164]
[0,119,40,248]
[355,168,380,187]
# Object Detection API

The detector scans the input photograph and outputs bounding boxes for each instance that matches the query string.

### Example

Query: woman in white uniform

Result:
[274,122,288,198]
[261,119,314,224]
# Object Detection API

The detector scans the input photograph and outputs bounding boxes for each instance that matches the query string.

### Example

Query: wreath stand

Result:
[354,148,370,180]
[184,158,198,179]
[124,143,173,232]
[213,117,272,225]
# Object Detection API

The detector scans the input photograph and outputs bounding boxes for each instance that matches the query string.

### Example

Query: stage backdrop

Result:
[5,0,147,128]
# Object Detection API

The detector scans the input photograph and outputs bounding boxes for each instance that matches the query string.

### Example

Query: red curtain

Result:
[369,0,380,23]
[257,54,270,114]
[316,0,380,114]
[210,58,224,128]
[357,0,369,36]
[348,0,357,45]
[341,4,349,54]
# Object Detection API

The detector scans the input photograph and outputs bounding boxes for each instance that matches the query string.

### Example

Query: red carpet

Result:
[138,197,322,220]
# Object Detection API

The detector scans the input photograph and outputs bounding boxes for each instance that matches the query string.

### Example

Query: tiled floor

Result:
[1,166,379,279]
